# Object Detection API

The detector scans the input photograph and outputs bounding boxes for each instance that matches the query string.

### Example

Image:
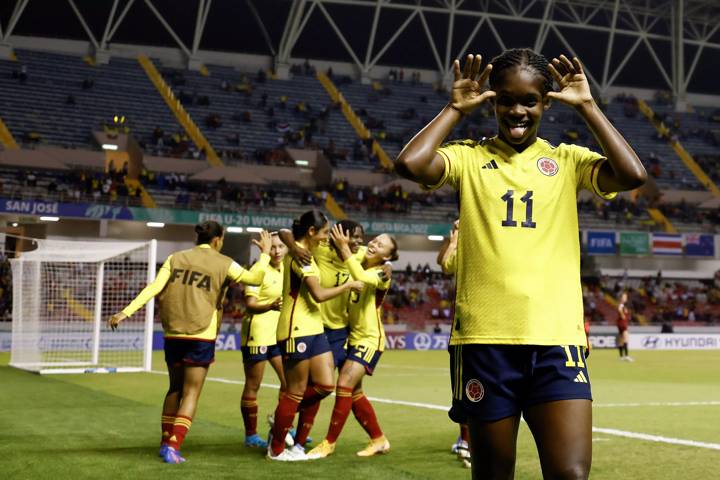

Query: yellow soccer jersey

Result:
[345,256,391,352]
[243,263,283,347]
[314,242,367,330]
[427,136,615,346]
[276,245,324,341]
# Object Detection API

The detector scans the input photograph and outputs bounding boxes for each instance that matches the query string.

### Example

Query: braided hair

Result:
[489,48,553,95]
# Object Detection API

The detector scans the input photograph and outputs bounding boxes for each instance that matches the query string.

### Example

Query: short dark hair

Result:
[292,210,328,239]
[489,48,553,95]
[195,220,224,245]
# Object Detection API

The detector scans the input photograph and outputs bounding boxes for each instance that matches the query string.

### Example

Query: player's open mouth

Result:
[505,119,531,139]
[368,246,376,255]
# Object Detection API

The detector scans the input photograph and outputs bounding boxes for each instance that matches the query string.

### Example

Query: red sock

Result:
[167,415,192,451]
[460,424,470,443]
[326,386,354,443]
[352,391,383,439]
[270,392,302,455]
[161,412,176,446]
[241,396,258,436]
[294,383,334,445]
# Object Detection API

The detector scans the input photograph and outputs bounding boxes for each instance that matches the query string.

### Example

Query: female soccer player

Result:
[437,220,471,469]
[278,219,367,447]
[267,210,364,461]
[616,291,633,361]
[108,221,272,464]
[241,232,288,449]
[395,49,646,479]
[307,224,398,459]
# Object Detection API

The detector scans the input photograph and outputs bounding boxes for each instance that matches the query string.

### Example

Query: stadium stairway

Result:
[316,71,394,171]
[647,207,677,233]
[137,55,223,167]
[637,99,720,197]
[0,115,19,149]
[124,177,156,208]
[323,192,347,220]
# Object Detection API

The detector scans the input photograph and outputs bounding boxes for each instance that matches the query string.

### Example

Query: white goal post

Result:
[9,238,156,374]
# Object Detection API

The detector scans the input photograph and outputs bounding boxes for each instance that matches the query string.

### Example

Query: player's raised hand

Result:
[252,230,272,255]
[451,54,495,115]
[330,223,350,248]
[289,242,312,266]
[547,55,593,108]
[108,312,127,331]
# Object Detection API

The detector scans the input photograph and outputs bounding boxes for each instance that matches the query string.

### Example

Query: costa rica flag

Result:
[651,233,682,255]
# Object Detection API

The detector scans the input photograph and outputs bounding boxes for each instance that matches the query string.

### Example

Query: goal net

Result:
[10,238,156,374]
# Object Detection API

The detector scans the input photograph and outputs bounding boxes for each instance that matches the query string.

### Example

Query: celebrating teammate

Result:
[267,210,364,461]
[395,49,646,479]
[307,224,398,459]
[278,219,365,447]
[108,221,272,464]
[436,220,471,469]
[241,232,288,449]
[617,292,633,361]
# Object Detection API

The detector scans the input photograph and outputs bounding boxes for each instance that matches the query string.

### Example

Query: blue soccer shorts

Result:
[241,344,282,363]
[346,343,383,375]
[448,344,592,423]
[164,338,216,367]
[325,327,349,368]
[279,333,331,361]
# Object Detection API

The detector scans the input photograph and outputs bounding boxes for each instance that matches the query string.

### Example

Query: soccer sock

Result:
[240,396,258,436]
[623,344,629,356]
[161,411,176,446]
[326,386,354,443]
[294,383,334,445]
[618,345,624,357]
[167,415,192,451]
[270,392,303,455]
[352,391,383,439]
[460,424,470,443]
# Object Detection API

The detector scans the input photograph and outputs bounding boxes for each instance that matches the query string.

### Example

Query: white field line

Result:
[148,370,720,450]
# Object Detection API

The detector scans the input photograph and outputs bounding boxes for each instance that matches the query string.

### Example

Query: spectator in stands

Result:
[206,113,222,129]
[82,78,94,90]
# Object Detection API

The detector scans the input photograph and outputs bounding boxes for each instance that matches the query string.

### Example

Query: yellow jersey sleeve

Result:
[245,284,261,298]
[229,253,270,285]
[291,256,321,279]
[345,256,384,287]
[424,140,476,191]
[570,144,617,200]
[121,256,172,317]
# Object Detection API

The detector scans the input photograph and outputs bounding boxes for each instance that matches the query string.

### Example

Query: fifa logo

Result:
[169,268,212,291]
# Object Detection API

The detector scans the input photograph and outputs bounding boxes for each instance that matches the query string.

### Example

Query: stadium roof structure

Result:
[3,0,720,98]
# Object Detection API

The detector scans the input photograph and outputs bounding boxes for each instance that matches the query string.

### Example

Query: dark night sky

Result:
[4,0,719,95]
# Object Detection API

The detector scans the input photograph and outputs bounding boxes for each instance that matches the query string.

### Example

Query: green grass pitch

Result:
[1,349,718,479]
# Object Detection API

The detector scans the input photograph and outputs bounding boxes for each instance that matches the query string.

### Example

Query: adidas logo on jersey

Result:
[481,159,499,170]
[573,371,588,383]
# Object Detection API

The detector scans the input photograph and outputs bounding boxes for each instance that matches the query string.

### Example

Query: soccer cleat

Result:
[356,435,390,457]
[462,459,472,469]
[450,435,462,454]
[162,446,186,464]
[306,439,336,459]
[625,356,635,362]
[267,414,295,446]
[158,444,169,457]
[289,444,306,456]
[456,440,470,459]
[266,446,308,462]
[245,434,268,449]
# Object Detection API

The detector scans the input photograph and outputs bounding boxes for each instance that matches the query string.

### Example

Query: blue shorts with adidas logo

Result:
[449,344,592,423]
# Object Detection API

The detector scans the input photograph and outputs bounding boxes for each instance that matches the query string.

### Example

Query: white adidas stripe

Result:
[148,370,720,450]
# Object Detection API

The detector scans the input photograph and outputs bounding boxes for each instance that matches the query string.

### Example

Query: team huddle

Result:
[111,46,647,479]
[110,211,399,463]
